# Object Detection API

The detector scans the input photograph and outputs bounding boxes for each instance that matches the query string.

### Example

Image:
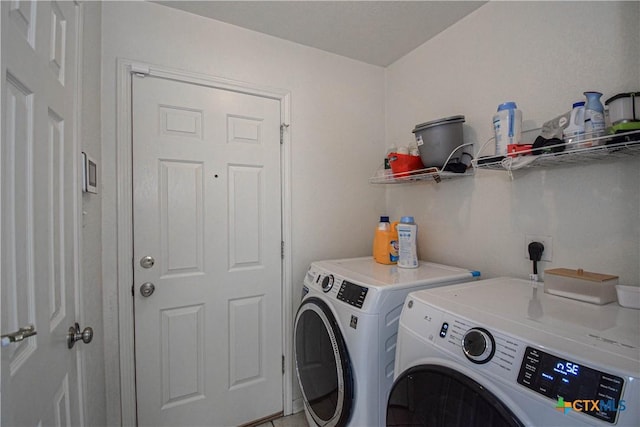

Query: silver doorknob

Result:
[140,255,155,269]
[140,282,155,297]
[67,323,93,349]
[1,324,37,347]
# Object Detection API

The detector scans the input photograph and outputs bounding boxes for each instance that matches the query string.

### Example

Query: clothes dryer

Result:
[294,257,480,427]
[388,277,640,426]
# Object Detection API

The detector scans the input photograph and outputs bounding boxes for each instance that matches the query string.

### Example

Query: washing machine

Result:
[293,257,481,427]
[388,277,640,426]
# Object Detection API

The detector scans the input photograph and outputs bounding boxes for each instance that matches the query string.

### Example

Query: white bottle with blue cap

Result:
[493,102,522,156]
[565,101,585,146]
[397,216,418,269]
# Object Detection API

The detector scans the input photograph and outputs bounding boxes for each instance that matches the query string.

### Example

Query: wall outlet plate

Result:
[524,234,553,262]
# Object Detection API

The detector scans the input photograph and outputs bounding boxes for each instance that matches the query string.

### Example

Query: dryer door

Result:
[387,365,524,427]
[294,297,353,427]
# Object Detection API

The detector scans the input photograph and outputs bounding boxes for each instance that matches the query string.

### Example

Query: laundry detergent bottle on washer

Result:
[396,216,418,269]
[373,216,398,264]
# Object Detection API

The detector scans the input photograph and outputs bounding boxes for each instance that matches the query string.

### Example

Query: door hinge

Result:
[131,283,135,297]
[280,123,289,145]
[282,355,285,374]
[281,241,285,259]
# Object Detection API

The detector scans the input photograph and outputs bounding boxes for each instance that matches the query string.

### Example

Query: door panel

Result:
[1,1,81,425]
[160,304,205,408]
[4,75,38,374]
[228,295,265,388]
[228,165,263,268]
[159,160,204,276]
[133,75,283,426]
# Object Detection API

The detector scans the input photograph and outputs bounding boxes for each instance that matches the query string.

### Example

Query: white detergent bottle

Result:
[397,216,418,268]
[565,101,585,147]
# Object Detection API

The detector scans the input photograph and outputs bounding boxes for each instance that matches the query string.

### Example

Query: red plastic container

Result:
[388,153,424,177]
[507,144,533,157]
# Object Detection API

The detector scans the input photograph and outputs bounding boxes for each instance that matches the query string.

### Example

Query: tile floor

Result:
[256,411,308,427]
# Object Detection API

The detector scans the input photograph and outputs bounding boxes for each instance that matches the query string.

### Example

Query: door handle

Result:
[1,325,37,347]
[140,282,155,297]
[140,255,155,269]
[67,323,93,349]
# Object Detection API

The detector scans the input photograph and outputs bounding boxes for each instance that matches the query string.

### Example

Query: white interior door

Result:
[1,1,83,426]
[132,74,284,426]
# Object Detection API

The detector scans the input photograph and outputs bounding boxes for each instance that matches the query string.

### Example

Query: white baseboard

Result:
[292,397,304,414]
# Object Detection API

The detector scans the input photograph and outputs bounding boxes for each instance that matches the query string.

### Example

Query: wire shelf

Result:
[369,142,475,184]
[369,166,473,184]
[472,128,640,172]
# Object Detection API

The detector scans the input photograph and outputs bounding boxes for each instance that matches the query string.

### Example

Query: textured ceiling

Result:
[156,1,485,67]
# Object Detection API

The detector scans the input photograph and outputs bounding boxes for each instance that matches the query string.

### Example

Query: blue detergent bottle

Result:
[584,91,605,140]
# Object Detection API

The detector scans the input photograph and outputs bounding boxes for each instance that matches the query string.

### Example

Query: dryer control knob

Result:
[462,328,495,364]
[321,274,335,293]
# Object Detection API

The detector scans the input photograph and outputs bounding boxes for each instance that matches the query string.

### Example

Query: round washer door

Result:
[387,365,524,427]
[294,297,353,427]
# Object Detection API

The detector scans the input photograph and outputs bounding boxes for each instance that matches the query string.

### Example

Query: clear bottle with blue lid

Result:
[583,91,605,140]
[396,216,418,269]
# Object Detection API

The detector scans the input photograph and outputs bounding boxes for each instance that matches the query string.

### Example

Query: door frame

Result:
[113,58,293,425]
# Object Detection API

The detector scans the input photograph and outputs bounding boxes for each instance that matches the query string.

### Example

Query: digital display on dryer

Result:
[336,281,368,309]
[517,346,624,424]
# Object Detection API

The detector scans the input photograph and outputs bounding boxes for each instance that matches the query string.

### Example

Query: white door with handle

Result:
[132,74,284,426]
[1,1,87,426]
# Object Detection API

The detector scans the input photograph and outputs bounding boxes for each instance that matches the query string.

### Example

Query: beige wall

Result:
[384,2,640,282]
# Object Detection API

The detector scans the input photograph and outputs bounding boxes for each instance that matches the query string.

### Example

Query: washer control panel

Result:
[304,267,368,309]
[443,317,522,375]
[517,346,624,424]
[337,280,368,309]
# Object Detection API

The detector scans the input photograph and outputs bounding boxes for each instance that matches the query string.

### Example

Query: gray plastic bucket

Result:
[412,115,465,168]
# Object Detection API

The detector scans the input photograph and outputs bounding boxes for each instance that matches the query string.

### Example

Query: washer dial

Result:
[321,274,335,293]
[462,327,495,364]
